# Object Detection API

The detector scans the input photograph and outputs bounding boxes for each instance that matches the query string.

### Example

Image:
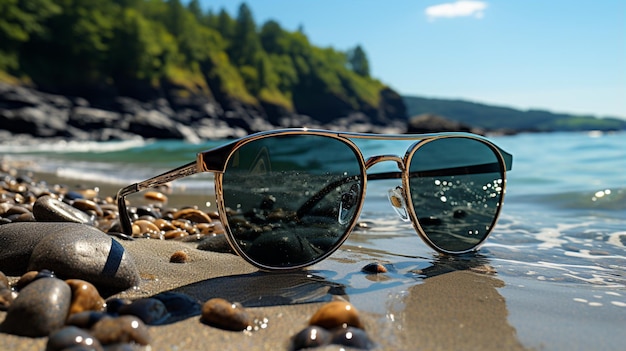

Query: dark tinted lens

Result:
[407,137,505,252]
[221,134,364,268]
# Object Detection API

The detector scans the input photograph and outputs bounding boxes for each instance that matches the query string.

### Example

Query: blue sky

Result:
[194,0,625,119]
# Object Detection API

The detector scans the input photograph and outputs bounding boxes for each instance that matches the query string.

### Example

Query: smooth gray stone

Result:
[0,277,71,337]
[0,222,50,275]
[33,195,94,224]
[19,222,140,294]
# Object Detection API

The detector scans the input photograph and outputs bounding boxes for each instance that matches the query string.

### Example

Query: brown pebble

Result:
[72,199,103,217]
[164,229,188,240]
[0,271,9,289]
[131,219,161,237]
[90,315,150,346]
[153,218,176,231]
[201,298,253,331]
[144,191,168,203]
[169,250,189,263]
[361,262,388,274]
[66,279,106,316]
[15,270,39,290]
[0,287,16,310]
[309,301,363,330]
[173,208,212,223]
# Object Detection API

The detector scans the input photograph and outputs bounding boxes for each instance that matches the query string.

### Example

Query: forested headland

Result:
[1,0,622,141]
[0,0,405,141]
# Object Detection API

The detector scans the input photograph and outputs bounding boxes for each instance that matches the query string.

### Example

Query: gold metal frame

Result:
[117,128,512,271]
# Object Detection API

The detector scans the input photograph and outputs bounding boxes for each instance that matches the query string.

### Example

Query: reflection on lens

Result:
[221,134,364,268]
[407,137,504,252]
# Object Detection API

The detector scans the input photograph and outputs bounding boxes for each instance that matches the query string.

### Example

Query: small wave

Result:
[0,138,147,154]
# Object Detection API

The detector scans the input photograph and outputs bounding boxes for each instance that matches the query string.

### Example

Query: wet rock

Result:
[72,199,104,217]
[0,277,71,337]
[0,287,16,311]
[152,292,201,322]
[361,262,388,274]
[23,222,139,293]
[0,270,8,289]
[201,298,254,331]
[66,279,106,316]
[33,195,94,224]
[144,191,168,203]
[15,269,56,290]
[66,311,109,329]
[197,234,235,254]
[292,325,332,350]
[309,301,363,330]
[118,298,170,325]
[247,231,320,267]
[90,315,150,346]
[173,208,212,223]
[46,326,104,351]
[331,326,374,349]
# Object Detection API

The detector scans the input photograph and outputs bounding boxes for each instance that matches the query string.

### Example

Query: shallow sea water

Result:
[1,130,624,350]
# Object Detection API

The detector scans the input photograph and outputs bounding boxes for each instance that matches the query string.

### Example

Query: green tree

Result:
[0,0,60,71]
[229,3,261,67]
[347,45,370,77]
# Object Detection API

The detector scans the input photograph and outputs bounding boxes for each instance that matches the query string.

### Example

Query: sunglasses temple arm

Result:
[116,161,199,235]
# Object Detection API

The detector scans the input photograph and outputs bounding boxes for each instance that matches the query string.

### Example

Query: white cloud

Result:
[425,1,488,20]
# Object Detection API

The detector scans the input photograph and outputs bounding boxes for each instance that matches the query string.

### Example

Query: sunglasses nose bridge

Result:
[364,154,405,171]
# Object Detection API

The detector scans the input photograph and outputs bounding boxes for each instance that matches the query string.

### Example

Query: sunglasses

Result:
[117,129,512,271]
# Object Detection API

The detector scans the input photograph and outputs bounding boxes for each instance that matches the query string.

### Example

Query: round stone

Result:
[46,326,104,351]
[118,298,170,325]
[0,277,71,337]
[33,195,94,224]
[201,298,254,331]
[309,301,363,330]
[26,222,140,293]
[90,315,150,346]
[66,279,106,316]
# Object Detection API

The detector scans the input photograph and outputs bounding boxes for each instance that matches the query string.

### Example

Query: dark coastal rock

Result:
[118,298,170,325]
[24,222,140,293]
[0,277,71,337]
[407,113,478,133]
[33,195,94,224]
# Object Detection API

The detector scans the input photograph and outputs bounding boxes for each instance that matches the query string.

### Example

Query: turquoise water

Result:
[1,130,625,349]
[2,130,624,279]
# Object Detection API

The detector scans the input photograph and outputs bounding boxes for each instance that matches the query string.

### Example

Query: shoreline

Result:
[2,161,626,350]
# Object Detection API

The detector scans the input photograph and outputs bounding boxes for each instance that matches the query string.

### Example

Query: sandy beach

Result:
[1,150,625,351]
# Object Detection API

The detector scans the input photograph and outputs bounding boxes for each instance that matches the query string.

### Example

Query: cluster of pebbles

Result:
[0,164,378,349]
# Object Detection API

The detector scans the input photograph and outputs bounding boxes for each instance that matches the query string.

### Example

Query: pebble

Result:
[66,279,106,316]
[118,298,170,325]
[330,326,374,349]
[25,222,140,293]
[144,191,168,203]
[90,315,151,346]
[170,250,189,263]
[33,195,94,224]
[173,208,212,223]
[361,262,388,274]
[0,286,15,311]
[0,277,71,337]
[292,325,332,349]
[15,269,56,290]
[66,311,109,329]
[0,270,8,289]
[46,326,104,351]
[201,298,254,331]
[196,234,235,253]
[309,300,364,330]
